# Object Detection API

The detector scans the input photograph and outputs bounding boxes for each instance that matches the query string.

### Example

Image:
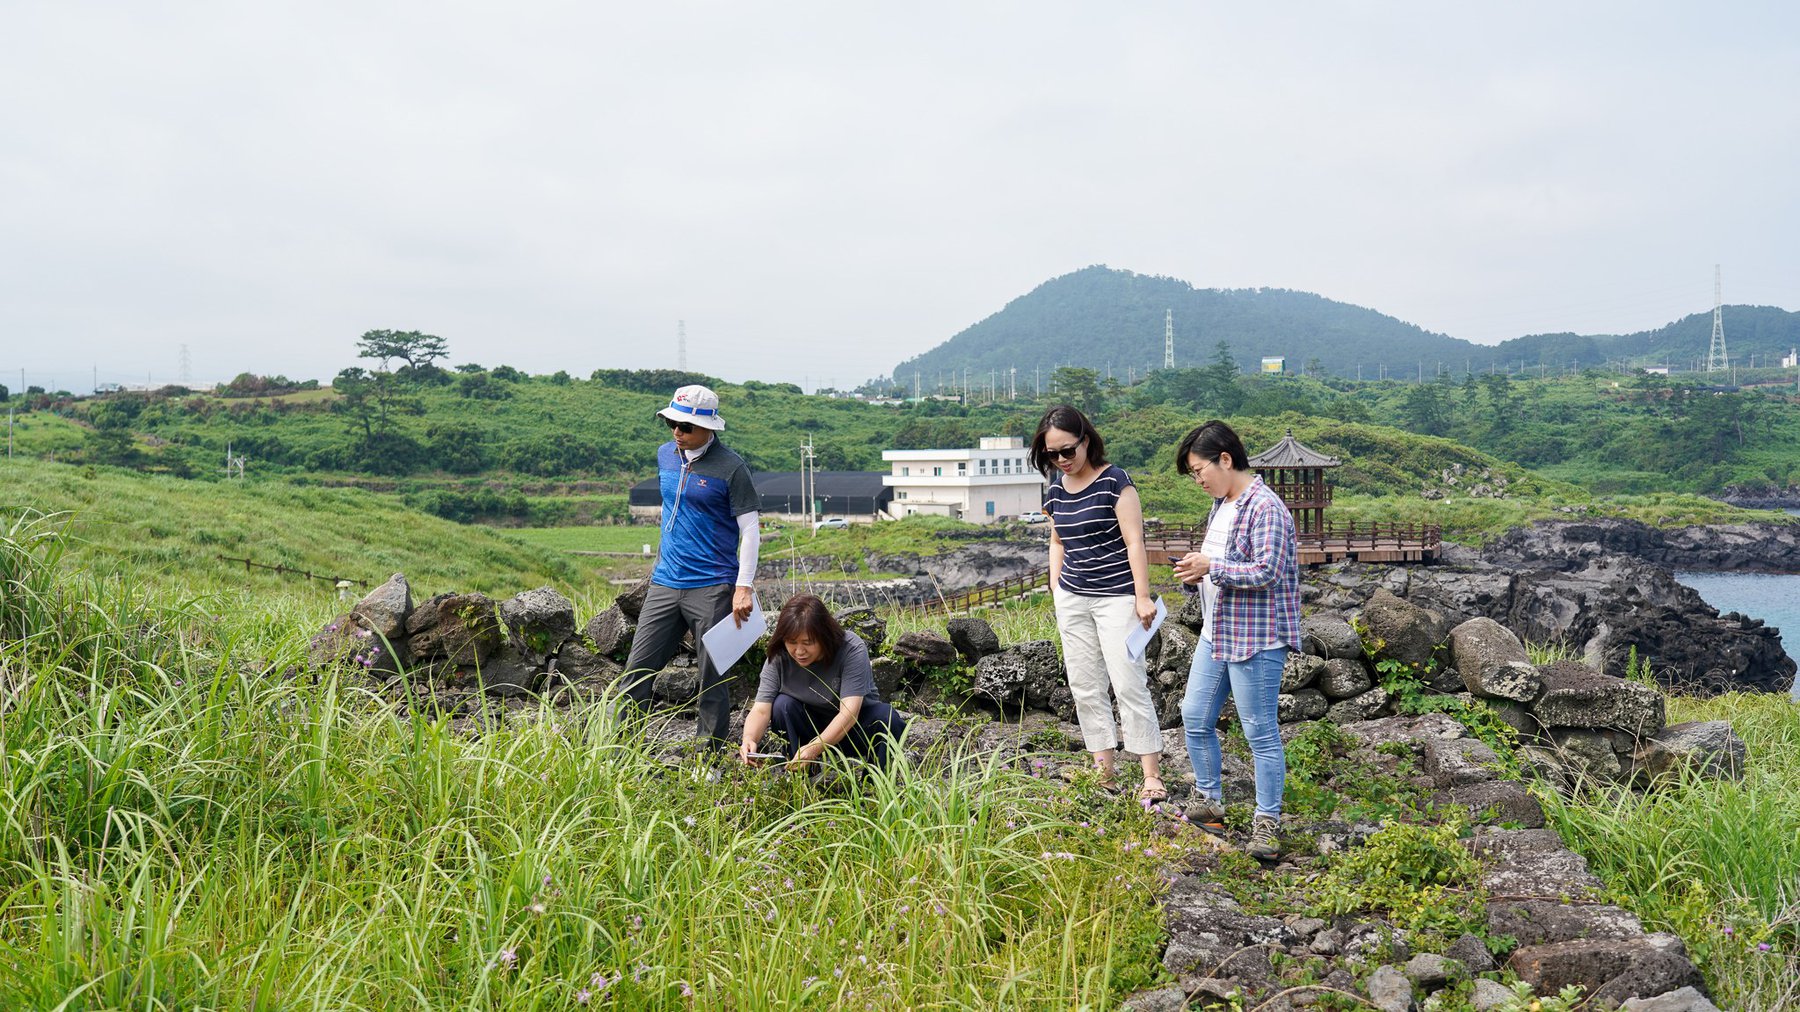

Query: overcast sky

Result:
[4,2,1798,392]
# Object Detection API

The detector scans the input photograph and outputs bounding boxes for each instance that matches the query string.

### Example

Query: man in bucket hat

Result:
[620,383,761,748]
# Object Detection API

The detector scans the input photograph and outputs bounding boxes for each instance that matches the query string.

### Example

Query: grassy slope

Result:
[0,457,598,602]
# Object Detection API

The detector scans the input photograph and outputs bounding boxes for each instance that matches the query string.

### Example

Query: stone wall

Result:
[312,573,1747,794]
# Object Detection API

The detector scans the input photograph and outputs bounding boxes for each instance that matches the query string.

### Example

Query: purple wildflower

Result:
[497,947,518,970]
[575,989,591,1005]
[680,982,693,997]
[1759,942,1773,952]
[591,971,610,989]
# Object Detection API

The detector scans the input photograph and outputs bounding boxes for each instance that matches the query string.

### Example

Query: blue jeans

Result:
[1181,641,1288,819]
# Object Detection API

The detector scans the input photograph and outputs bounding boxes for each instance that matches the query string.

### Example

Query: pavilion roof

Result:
[1248,429,1340,468]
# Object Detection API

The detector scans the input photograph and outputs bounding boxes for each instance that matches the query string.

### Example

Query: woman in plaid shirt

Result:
[1171,420,1301,861]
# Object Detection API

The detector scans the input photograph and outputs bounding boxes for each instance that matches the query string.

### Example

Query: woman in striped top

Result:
[1032,405,1165,801]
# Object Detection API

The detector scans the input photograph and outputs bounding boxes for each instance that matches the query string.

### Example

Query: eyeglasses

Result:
[1044,439,1084,461]
[663,417,698,434]
[1189,456,1217,477]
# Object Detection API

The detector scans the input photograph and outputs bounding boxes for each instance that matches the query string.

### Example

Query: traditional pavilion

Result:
[1145,428,1440,565]
[1247,428,1339,543]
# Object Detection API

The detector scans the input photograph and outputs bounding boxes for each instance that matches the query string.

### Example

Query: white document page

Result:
[1123,596,1168,662]
[699,597,766,673]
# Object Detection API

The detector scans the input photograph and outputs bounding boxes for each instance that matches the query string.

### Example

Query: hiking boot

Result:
[1246,815,1281,861]
[1182,798,1226,834]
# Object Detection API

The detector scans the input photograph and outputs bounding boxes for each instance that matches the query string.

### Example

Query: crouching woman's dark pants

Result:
[769,693,908,766]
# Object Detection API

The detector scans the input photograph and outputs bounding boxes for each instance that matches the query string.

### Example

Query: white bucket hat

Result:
[657,384,726,431]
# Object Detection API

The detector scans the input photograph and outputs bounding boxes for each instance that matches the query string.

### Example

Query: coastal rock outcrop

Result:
[1307,553,1793,697]
[1485,517,1800,574]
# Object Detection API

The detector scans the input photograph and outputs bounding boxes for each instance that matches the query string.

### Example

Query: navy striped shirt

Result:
[1045,464,1136,596]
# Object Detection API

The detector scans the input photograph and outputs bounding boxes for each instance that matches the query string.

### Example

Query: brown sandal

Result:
[1138,778,1168,802]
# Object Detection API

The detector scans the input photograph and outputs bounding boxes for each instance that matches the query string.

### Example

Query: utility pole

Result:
[1164,309,1175,369]
[800,435,816,533]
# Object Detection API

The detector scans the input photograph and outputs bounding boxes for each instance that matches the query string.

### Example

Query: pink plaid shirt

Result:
[1203,476,1302,662]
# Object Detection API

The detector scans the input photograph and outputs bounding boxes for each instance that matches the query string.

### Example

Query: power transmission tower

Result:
[178,344,192,385]
[1706,266,1729,373]
[677,320,688,371]
[1164,309,1175,369]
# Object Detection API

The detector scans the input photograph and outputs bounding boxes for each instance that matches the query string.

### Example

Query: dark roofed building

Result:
[629,471,893,522]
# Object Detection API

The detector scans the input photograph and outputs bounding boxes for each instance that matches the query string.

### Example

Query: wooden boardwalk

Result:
[1145,520,1441,565]
[907,520,1441,616]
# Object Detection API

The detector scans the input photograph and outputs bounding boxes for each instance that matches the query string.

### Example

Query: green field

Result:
[506,525,660,554]
[0,458,602,602]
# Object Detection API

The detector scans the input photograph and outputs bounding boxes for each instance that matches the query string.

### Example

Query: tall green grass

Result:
[1541,693,1800,1011]
[0,514,1173,1009]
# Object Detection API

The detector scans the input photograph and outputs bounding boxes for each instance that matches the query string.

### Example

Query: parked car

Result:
[1017,510,1049,524]
[812,517,850,531]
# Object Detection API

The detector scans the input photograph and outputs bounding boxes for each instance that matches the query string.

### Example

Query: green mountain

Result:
[890,266,1800,382]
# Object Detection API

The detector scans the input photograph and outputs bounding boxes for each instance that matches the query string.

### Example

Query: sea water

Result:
[1673,568,1800,700]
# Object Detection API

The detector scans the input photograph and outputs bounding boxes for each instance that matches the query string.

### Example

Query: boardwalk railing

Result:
[909,567,1051,615]
[1315,520,1443,551]
[1145,520,1442,562]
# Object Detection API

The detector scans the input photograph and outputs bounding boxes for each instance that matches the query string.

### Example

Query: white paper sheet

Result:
[699,597,766,673]
[1123,596,1168,662]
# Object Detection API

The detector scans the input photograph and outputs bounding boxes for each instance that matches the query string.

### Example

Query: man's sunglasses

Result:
[1044,439,1084,461]
[663,417,698,434]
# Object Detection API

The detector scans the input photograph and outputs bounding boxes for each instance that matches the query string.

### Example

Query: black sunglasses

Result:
[663,417,698,434]
[1044,439,1084,461]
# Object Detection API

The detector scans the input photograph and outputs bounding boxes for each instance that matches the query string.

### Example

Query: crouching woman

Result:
[739,594,909,768]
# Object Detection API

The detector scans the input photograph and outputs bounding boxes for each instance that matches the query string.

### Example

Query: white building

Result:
[881,436,1046,523]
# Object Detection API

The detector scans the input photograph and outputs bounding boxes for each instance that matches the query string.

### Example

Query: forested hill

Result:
[890,266,1456,386]
[890,266,1800,383]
